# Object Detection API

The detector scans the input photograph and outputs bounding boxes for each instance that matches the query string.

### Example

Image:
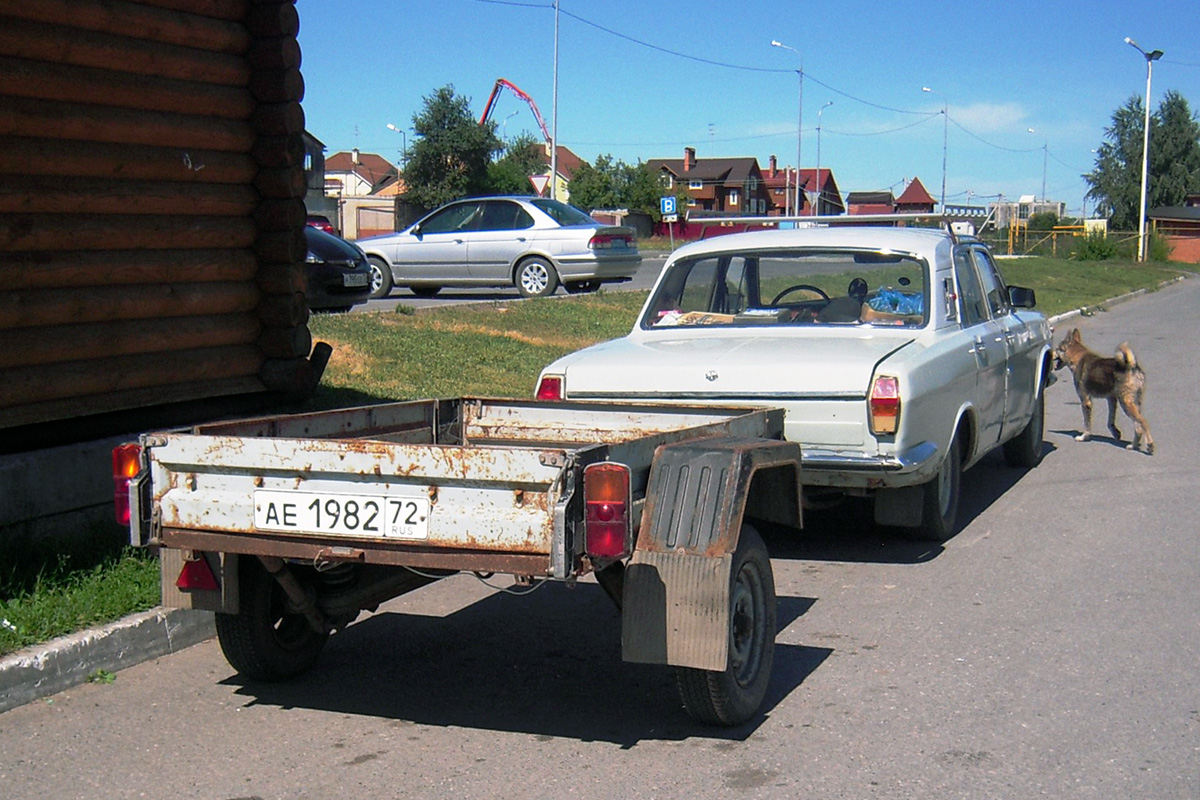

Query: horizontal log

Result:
[0,96,255,153]
[0,249,257,291]
[247,36,302,71]
[256,292,308,327]
[250,133,306,169]
[0,214,258,252]
[0,55,254,119]
[0,135,257,185]
[2,1,252,55]
[255,198,306,232]
[0,282,262,330]
[254,166,307,199]
[0,175,260,217]
[0,18,249,86]
[0,313,262,369]
[252,102,305,137]
[249,68,304,105]
[0,345,265,409]
[255,262,307,295]
[0,376,267,430]
[134,0,249,22]
[258,323,312,359]
[254,229,307,263]
[245,3,300,38]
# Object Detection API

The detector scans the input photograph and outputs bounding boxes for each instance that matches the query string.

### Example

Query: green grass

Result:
[4,255,1189,656]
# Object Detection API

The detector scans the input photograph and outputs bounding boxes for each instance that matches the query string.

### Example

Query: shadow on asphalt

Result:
[224,582,829,747]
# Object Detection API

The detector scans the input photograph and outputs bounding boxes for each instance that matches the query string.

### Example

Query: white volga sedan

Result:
[536,225,1054,540]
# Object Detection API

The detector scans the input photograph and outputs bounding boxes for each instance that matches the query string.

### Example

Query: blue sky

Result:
[295,0,1200,216]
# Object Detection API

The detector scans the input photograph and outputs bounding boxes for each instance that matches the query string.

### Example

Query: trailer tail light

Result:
[176,557,220,592]
[536,374,564,400]
[112,443,142,525]
[583,462,632,560]
[869,376,900,435]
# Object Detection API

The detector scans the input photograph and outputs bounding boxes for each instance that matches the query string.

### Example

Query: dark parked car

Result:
[305,227,372,312]
[306,214,335,234]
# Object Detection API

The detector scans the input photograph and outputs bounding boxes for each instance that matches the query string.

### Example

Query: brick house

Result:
[647,148,772,215]
[895,176,936,213]
[761,156,845,216]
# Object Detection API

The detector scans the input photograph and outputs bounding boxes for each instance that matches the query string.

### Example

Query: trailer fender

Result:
[621,436,800,669]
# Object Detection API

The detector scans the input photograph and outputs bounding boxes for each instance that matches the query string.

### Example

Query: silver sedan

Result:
[358,196,642,299]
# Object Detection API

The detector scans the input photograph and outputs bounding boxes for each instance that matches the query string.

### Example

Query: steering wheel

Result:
[771,284,831,305]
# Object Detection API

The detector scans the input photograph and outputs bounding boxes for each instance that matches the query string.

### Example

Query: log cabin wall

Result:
[0,0,317,435]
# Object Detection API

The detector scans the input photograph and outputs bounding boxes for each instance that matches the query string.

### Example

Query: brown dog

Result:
[1053,328,1153,454]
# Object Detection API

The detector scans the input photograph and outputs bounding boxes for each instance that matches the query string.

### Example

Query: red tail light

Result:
[584,462,632,560]
[536,375,564,400]
[588,232,633,250]
[869,376,900,435]
[112,443,142,525]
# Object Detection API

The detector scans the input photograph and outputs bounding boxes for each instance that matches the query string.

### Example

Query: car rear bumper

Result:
[555,253,642,281]
[798,440,939,488]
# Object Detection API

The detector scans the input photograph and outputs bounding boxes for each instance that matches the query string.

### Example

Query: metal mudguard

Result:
[621,436,801,669]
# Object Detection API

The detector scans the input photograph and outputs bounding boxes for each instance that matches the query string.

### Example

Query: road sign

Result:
[530,175,550,196]
[660,196,677,216]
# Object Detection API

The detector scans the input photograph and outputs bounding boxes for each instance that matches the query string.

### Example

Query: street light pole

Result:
[815,100,832,215]
[921,86,948,210]
[1026,128,1047,203]
[772,40,803,216]
[550,0,560,200]
[385,123,407,168]
[1126,37,1163,263]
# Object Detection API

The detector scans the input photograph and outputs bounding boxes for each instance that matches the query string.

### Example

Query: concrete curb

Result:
[0,607,214,714]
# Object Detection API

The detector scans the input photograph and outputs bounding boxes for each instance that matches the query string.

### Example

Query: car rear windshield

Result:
[641,249,928,329]
[530,198,597,226]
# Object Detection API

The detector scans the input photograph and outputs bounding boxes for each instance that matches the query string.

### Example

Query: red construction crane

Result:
[479,78,551,143]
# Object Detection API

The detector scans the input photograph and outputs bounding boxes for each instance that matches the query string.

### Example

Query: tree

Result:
[402,85,502,209]
[1028,211,1060,231]
[1085,91,1200,229]
[486,133,545,196]
[567,155,675,219]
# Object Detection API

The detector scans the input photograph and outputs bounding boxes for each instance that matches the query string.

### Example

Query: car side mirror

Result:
[1007,285,1036,308]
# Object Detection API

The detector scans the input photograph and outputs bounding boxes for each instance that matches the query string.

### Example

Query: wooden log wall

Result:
[0,0,317,431]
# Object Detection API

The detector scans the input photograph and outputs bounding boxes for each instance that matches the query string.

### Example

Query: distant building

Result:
[991,195,1066,229]
[647,147,772,215]
[846,190,896,216]
[895,177,936,214]
[324,149,398,198]
[1150,193,1200,262]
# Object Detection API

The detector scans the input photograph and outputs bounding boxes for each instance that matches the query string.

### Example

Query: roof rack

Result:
[684,212,995,243]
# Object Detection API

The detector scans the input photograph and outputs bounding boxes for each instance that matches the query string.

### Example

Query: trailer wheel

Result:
[215,559,328,681]
[675,524,776,726]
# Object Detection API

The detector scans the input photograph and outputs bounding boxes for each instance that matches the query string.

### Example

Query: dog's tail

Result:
[1115,342,1138,370]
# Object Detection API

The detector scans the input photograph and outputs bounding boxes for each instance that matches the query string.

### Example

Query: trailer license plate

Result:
[254,491,429,539]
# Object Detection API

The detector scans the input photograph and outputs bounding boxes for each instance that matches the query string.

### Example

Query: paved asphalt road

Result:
[2,277,1197,799]
[353,252,668,312]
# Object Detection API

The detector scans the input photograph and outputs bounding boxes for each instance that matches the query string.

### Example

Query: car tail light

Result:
[869,376,900,435]
[536,375,564,400]
[176,556,220,592]
[112,443,142,526]
[588,232,632,250]
[584,463,632,560]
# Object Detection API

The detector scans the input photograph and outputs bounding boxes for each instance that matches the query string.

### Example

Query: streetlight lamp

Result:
[771,39,803,216]
[921,86,948,210]
[1125,36,1163,263]
[1027,128,1047,203]
[815,100,833,215]
[385,122,407,169]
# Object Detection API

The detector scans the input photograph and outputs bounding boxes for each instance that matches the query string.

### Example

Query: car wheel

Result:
[909,434,962,542]
[516,257,559,298]
[564,280,600,294]
[674,524,776,726]
[1003,390,1045,468]
[367,256,393,299]
[214,558,328,682]
[409,285,441,298]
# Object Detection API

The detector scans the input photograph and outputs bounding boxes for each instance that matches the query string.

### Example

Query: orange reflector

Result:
[111,443,142,526]
[584,462,631,560]
[176,558,220,592]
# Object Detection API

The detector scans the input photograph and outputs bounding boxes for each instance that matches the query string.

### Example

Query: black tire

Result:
[564,280,600,294]
[675,524,776,726]
[515,257,559,298]
[215,558,328,682]
[367,256,393,299]
[409,285,441,298]
[1003,390,1045,468]
[909,434,962,542]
